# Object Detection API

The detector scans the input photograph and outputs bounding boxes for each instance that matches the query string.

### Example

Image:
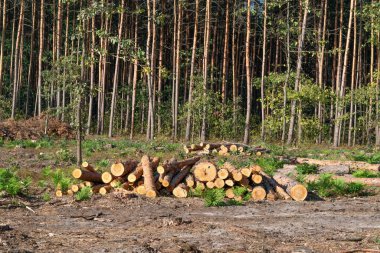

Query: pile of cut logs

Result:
[184,143,269,156]
[62,155,307,201]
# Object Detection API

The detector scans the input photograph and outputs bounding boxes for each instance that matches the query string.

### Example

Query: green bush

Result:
[296,164,318,175]
[75,186,92,201]
[0,168,31,196]
[256,157,284,176]
[307,173,366,197]
[352,170,380,178]
[55,148,75,163]
[52,169,72,192]
[203,188,226,207]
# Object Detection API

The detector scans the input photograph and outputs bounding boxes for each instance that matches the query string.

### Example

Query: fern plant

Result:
[75,186,92,201]
[0,168,31,196]
[203,189,225,207]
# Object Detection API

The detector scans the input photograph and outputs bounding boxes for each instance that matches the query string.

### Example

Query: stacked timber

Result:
[62,155,308,202]
[183,142,269,156]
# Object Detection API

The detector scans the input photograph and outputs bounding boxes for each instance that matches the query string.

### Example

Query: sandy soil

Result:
[1,194,380,253]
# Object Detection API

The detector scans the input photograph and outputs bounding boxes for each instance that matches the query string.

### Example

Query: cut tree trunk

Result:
[260,171,292,200]
[251,186,266,201]
[173,183,189,198]
[141,155,158,198]
[185,174,195,188]
[193,162,217,182]
[168,166,191,191]
[81,162,97,173]
[111,160,139,177]
[273,173,308,201]
[72,169,102,183]
[214,178,225,189]
[101,172,115,184]
[305,174,380,187]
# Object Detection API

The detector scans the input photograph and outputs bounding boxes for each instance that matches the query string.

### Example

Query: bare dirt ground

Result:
[1,194,380,253]
[1,147,380,253]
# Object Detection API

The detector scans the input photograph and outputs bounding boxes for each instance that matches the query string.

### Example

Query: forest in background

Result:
[0,0,379,146]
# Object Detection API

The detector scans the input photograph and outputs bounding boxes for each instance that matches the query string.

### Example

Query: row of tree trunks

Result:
[296,158,380,172]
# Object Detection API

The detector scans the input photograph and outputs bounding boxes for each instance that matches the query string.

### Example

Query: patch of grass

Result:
[55,148,75,163]
[96,159,110,168]
[75,186,92,201]
[0,138,4,147]
[256,157,284,176]
[307,173,366,198]
[0,168,31,196]
[42,192,51,202]
[203,188,226,207]
[296,164,318,175]
[352,170,380,178]
[352,152,380,164]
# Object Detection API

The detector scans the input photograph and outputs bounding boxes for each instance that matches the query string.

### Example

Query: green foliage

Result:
[189,185,204,198]
[225,199,243,206]
[203,188,226,207]
[352,152,380,164]
[75,186,93,201]
[50,169,72,192]
[232,186,248,197]
[42,192,51,202]
[256,157,284,176]
[96,159,110,168]
[55,148,76,163]
[0,168,31,196]
[352,170,380,178]
[307,174,366,198]
[296,164,318,175]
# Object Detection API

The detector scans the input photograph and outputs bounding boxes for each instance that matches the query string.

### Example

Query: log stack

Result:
[63,155,308,202]
[184,142,270,156]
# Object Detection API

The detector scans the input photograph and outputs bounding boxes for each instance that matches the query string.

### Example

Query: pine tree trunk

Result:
[109,0,125,137]
[185,0,199,142]
[221,0,229,105]
[37,0,45,116]
[287,0,309,145]
[130,12,138,139]
[243,0,251,144]
[0,0,6,95]
[260,0,267,141]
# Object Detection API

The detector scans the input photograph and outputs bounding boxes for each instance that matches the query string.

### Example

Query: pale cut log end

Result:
[157,165,165,174]
[214,178,225,189]
[232,171,243,182]
[101,172,114,184]
[67,190,73,196]
[225,188,235,199]
[193,162,217,182]
[251,186,266,201]
[72,169,82,179]
[290,184,308,201]
[71,185,79,193]
[110,163,124,177]
[229,144,238,152]
[173,184,188,198]
[241,168,252,177]
[252,174,263,184]
[55,190,63,197]
[217,169,229,179]
[251,165,262,172]
[136,185,147,195]
[225,179,234,187]
[128,174,137,183]
[206,181,215,189]
[146,190,157,198]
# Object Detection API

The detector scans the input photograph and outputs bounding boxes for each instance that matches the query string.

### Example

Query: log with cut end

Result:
[110,160,139,177]
[225,188,235,199]
[195,181,205,190]
[173,183,189,198]
[101,172,115,184]
[157,158,177,174]
[232,171,243,182]
[162,170,176,187]
[92,184,108,193]
[214,178,225,189]
[168,166,191,191]
[141,155,158,198]
[251,186,266,201]
[71,185,79,193]
[67,190,73,196]
[318,165,350,175]
[81,162,97,173]
[84,181,94,187]
[206,181,215,189]
[273,173,308,201]
[222,162,242,181]
[99,185,113,195]
[55,190,63,197]
[72,169,102,183]
[185,174,195,188]
[296,158,380,172]
[217,168,229,179]
[241,167,252,177]
[251,165,262,173]
[225,179,234,187]
[193,162,217,182]
[260,171,292,200]
[229,144,238,152]
[135,185,147,195]
[184,144,204,154]
[251,173,263,184]
[128,157,160,183]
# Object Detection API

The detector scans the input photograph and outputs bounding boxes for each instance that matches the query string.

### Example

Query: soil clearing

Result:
[1,195,380,253]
